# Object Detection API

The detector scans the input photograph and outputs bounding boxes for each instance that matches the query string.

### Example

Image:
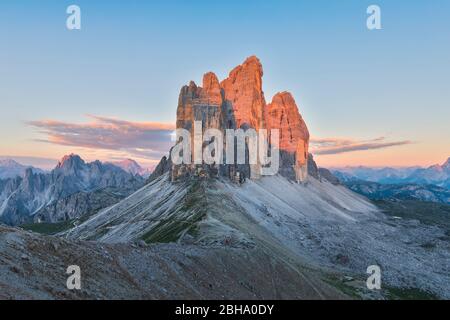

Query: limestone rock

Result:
[176,81,201,131]
[172,56,310,183]
[220,56,266,130]
[148,155,172,182]
[267,92,310,182]
[201,72,222,105]
[307,153,320,180]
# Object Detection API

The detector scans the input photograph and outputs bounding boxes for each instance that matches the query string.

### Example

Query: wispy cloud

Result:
[310,136,413,155]
[28,115,412,161]
[28,115,175,160]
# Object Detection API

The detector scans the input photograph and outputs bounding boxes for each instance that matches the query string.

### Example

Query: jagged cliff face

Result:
[267,92,310,182]
[220,56,266,131]
[0,154,144,225]
[173,56,310,182]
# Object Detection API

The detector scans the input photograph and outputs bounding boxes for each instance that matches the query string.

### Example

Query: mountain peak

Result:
[112,158,149,176]
[243,55,262,67]
[56,154,85,170]
[122,158,138,164]
[219,56,265,131]
[201,72,222,105]
[443,157,450,166]
[0,158,22,167]
[0,158,44,179]
[224,55,263,83]
[442,157,450,172]
[272,91,293,99]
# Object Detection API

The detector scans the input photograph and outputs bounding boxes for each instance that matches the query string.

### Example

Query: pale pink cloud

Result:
[28,115,175,160]
[29,116,413,162]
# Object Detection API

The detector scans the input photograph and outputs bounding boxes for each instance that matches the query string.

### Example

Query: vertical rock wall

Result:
[172,56,310,183]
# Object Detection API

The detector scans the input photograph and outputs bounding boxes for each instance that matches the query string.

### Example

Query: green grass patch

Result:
[374,200,450,231]
[20,220,76,235]
[323,276,362,299]
[141,180,207,244]
[384,287,439,300]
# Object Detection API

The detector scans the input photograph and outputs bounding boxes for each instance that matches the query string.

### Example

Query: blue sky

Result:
[1,0,449,168]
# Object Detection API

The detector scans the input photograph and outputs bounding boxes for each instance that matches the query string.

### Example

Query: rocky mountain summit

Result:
[172,56,310,182]
[0,154,144,225]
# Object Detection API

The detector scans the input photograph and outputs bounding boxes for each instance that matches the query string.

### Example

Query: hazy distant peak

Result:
[0,159,21,167]
[332,156,450,189]
[0,158,44,180]
[110,158,150,177]
[442,157,450,170]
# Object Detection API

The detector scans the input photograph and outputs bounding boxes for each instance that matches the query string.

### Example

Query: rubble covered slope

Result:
[62,170,450,299]
[0,224,344,299]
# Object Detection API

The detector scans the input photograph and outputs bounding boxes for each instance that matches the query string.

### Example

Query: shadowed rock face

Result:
[173,56,310,182]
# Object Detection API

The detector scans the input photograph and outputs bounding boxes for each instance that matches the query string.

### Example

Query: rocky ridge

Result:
[0,154,144,225]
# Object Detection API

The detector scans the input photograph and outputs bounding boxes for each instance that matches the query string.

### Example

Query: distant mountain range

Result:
[0,159,45,180]
[331,158,450,204]
[332,157,450,189]
[345,181,450,203]
[0,154,145,225]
